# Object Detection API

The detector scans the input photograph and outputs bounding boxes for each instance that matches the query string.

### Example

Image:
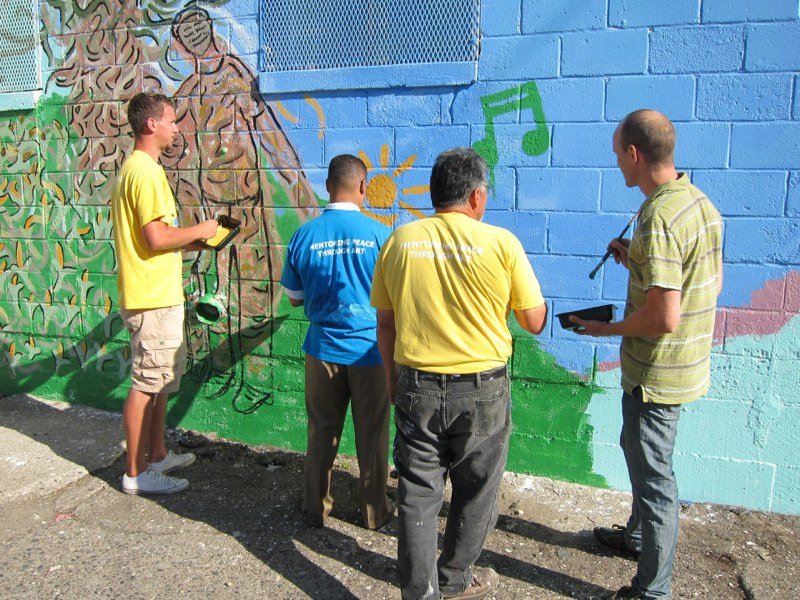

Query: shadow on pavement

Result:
[89,430,609,599]
[1,396,611,599]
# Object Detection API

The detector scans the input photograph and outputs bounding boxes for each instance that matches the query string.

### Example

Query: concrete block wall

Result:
[0,0,799,513]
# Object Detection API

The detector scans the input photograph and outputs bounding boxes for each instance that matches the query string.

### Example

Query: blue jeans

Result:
[393,365,511,600]
[621,388,682,600]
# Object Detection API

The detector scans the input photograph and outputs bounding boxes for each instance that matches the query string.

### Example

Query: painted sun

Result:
[359,143,429,227]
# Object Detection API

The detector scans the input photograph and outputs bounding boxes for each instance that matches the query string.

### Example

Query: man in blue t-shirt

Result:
[280,154,393,530]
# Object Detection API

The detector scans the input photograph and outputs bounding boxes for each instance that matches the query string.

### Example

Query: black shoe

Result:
[303,511,324,528]
[593,524,640,560]
[609,585,645,599]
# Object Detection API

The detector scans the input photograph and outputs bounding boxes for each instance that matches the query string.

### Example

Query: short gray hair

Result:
[430,148,488,209]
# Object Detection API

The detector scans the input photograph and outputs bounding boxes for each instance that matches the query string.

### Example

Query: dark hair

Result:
[327,154,367,190]
[618,109,676,167]
[430,148,488,209]
[127,92,174,136]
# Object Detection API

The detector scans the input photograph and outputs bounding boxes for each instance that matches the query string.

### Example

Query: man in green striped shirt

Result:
[572,109,723,600]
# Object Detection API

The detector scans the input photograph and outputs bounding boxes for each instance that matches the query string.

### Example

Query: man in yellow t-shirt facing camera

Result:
[111,92,218,496]
[371,148,547,600]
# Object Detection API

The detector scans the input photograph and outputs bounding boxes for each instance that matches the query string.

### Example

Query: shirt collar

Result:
[324,202,361,212]
[647,172,689,200]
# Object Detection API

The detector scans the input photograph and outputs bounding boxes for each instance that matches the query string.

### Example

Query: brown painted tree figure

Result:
[163,6,317,395]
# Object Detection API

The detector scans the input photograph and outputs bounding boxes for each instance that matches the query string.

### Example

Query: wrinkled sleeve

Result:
[131,165,175,226]
[641,215,683,292]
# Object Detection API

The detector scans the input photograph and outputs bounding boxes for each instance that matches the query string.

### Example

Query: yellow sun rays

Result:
[361,144,429,226]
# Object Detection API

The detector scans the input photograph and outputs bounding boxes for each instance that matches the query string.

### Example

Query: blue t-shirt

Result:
[280,203,390,366]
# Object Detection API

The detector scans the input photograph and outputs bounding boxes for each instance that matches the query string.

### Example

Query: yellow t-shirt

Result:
[371,212,545,374]
[111,150,184,310]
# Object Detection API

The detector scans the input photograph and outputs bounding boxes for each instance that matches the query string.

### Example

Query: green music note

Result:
[473,81,550,185]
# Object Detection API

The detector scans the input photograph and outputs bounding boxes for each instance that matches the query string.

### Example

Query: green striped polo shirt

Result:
[621,173,723,404]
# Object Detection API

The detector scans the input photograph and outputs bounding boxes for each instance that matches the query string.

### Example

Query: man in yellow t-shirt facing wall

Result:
[371,148,547,600]
[111,92,218,496]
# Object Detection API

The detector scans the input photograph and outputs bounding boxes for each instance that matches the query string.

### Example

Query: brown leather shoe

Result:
[442,567,499,599]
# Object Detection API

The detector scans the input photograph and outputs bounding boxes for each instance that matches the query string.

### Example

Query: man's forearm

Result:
[377,325,397,388]
[603,306,675,338]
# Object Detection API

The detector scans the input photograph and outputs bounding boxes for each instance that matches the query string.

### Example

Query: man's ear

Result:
[627,144,640,164]
[142,116,157,135]
[468,186,484,213]
[359,178,367,196]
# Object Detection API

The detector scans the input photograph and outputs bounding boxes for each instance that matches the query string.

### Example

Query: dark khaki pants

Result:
[303,354,391,529]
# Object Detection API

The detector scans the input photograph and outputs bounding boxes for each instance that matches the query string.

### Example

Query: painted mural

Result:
[1,0,799,513]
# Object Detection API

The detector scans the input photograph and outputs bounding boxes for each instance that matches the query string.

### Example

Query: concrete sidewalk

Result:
[1,393,797,599]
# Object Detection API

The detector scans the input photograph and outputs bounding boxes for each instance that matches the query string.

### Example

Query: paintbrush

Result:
[588,211,639,279]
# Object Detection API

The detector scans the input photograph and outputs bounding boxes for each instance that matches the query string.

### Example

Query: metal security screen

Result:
[260,0,481,72]
[0,0,40,93]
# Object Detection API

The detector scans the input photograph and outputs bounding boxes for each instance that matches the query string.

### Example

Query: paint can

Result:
[195,293,227,325]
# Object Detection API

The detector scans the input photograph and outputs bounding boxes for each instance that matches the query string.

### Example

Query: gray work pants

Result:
[393,365,510,600]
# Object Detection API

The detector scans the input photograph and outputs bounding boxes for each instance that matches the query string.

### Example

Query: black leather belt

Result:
[399,364,507,383]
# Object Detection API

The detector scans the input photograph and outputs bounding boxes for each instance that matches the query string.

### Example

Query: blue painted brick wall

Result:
[489,168,517,211]
[605,75,695,121]
[298,95,369,129]
[324,128,394,164]
[599,170,642,213]
[548,213,633,255]
[481,0,521,36]
[649,26,745,73]
[793,77,800,120]
[395,126,471,166]
[731,124,800,169]
[609,0,699,28]
[517,168,600,212]
[673,123,730,169]
[561,30,648,76]
[522,0,606,33]
[696,74,794,120]
[718,264,791,307]
[483,211,547,252]
[724,218,800,265]
[551,123,618,167]
[368,91,446,126]
[702,0,799,23]
[479,36,559,81]
[530,255,604,300]
[746,23,800,71]
[789,173,800,218]
[692,170,786,216]
[451,83,526,126]
[537,78,605,122]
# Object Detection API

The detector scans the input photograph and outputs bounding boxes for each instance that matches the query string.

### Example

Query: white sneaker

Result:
[148,450,196,474]
[122,470,188,495]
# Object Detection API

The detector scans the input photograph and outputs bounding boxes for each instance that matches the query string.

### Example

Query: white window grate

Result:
[258,0,481,92]
[0,0,40,94]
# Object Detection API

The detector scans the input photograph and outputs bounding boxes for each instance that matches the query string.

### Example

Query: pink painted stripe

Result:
[598,270,800,372]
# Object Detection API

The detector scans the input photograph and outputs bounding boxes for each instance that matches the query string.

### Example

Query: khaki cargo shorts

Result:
[121,304,187,394]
